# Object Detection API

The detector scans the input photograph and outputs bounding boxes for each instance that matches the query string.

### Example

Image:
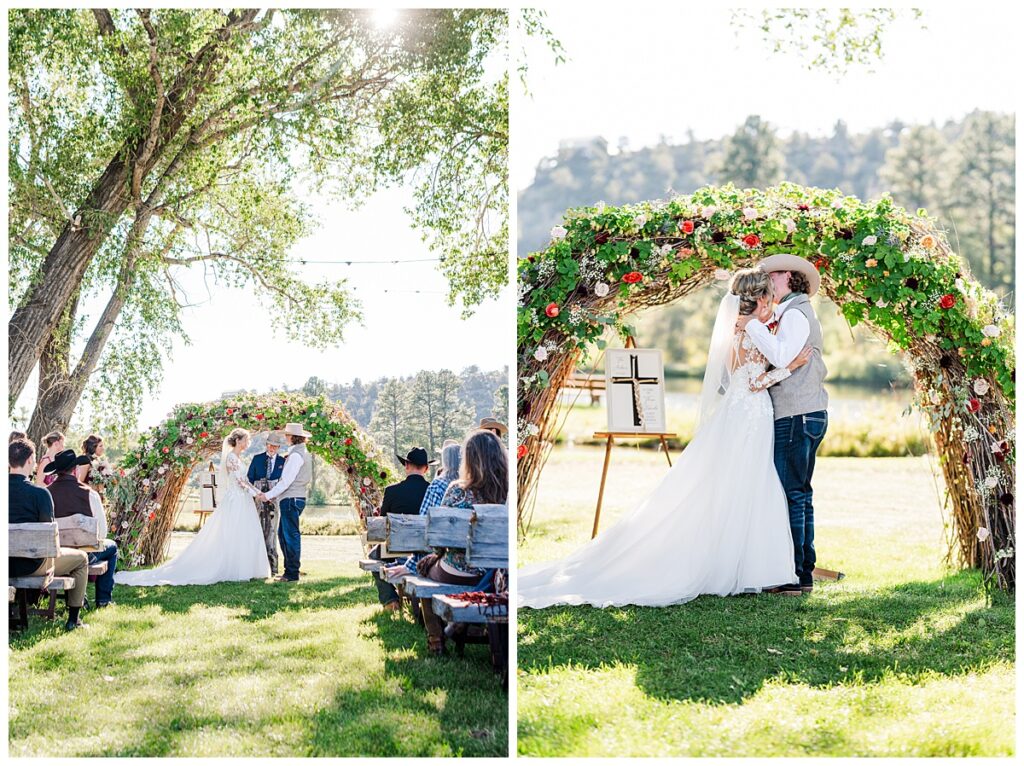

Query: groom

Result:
[258,422,312,582]
[739,254,829,595]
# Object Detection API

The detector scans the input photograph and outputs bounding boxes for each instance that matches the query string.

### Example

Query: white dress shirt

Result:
[89,489,108,540]
[745,299,810,369]
[264,451,304,501]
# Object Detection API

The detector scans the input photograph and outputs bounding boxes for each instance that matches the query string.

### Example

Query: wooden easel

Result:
[591,336,677,538]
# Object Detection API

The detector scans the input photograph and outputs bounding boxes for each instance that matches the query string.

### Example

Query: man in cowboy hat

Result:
[46,447,120,610]
[370,447,436,610]
[258,423,312,582]
[738,253,829,596]
[478,417,508,439]
[248,430,288,576]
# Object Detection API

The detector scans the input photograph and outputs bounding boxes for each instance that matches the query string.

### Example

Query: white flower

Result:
[963,425,980,442]
[955,278,967,295]
[832,199,844,209]
[983,324,1001,338]
[594,201,606,214]
[362,477,371,486]
[862,235,878,246]
[142,478,151,487]
[929,390,943,405]
[876,299,888,308]
[973,378,991,396]
[782,218,796,234]
[742,207,757,220]
[984,476,999,490]
[525,423,539,437]
[701,205,717,219]
[533,346,548,362]
[634,213,648,228]
[714,269,731,281]
[594,282,610,297]
[903,252,911,263]
[185,437,194,445]
[977,527,991,542]
[550,225,567,240]
[157,465,167,475]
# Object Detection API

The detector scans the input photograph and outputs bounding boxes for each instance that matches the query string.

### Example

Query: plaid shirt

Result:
[401,474,454,571]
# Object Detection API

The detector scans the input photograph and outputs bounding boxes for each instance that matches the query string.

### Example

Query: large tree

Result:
[717,115,784,188]
[879,124,947,214]
[8,8,509,436]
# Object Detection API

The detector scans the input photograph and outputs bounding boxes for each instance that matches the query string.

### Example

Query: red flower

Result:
[623,271,643,284]
[797,204,810,211]
[148,512,155,520]
[939,294,956,310]
[813,257,827,271]
[360,487,366,494]
[545,302,560,318]
[742,234,760,248]
[344,438,353,446]
[594,231,610,245]
[161,447,169,454]
[255,413,264,420]
[517,444,528,459]
[226,408,234,415]
[966,398,981,413]
[680,220,695,234]
[199,431,209,438]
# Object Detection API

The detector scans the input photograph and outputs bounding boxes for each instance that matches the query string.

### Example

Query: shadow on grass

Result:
[9,574,508,757]
[303,612,507,756]
[518,569,1014,705]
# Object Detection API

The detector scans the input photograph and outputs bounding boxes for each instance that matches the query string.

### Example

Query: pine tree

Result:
[879,125,947,213]
[370,379,411,465]
[718,115,784,187]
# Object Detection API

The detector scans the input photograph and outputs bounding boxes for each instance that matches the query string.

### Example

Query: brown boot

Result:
[383,600,400,612]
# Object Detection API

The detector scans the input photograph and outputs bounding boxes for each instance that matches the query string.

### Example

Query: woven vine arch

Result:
[517,183,1015,591]
[105,392,396,568]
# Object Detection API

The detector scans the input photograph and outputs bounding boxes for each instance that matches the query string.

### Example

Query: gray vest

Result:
[279,443,312,500]
[768,294,829,419]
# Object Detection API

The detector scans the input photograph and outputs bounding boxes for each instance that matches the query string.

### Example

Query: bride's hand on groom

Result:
[787,345,814,371]
[734,314,755,332]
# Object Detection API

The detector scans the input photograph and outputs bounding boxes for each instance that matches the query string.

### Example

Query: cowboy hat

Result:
[266,430,288,447]
[283,422,312,438]
[478,417,508,436]
[44,449,92,474]
[397,447,438,467]
[757,253,821,297]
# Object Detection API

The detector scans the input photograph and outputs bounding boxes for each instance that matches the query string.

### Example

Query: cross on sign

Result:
[610,354,659,428]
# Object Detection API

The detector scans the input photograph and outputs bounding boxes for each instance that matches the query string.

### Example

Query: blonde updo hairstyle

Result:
[730,268,773,316]
[226,428,250,448]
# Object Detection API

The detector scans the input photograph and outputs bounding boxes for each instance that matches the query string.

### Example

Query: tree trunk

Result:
[8,9,259,409]
[9,158,132,408]
[26,291,81,446]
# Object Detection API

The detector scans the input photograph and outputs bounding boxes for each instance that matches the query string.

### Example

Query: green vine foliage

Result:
[517,183,1015,590]
[107,392,395,567]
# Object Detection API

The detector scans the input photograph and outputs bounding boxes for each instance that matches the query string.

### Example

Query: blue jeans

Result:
[773,410,828,586]
[88,539,118,605]
[278,498,305,579]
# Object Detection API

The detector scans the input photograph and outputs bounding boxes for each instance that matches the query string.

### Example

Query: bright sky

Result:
[14,186,510,432]
[514,4,1020,189]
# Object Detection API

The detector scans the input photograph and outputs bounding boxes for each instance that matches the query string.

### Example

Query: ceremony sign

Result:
[604,348,667,433]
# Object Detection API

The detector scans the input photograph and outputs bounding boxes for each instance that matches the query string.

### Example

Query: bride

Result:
[115,428,271,586]
[519,268,813,609]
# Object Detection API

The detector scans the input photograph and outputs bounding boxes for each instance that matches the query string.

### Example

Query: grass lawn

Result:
[9,535,507,757]
[517,448,1015,757]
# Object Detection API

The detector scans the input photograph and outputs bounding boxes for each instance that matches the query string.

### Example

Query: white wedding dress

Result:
[115,450,271,586]
[519,294,797,609]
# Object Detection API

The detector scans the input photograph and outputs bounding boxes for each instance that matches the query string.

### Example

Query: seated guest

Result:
[9,430,27,443]
[478,418,507,440]
[418,429,508,653]
[35,431,65,486]
[47,449,119,609]
[371,447,435,611]
[383,441,463,580]
[9,439,90,630]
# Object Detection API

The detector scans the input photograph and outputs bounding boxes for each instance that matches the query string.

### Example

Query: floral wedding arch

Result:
[517,183,1015,592]
[105,392,395,568]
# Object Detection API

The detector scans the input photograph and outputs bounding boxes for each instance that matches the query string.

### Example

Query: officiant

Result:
[248,430,287,576]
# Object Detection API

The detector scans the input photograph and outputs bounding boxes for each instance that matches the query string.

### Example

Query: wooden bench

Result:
[9,522,89,630]
[563,371,607,404]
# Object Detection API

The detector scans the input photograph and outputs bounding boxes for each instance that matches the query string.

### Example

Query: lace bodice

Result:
[223,452,259,498]
[725,331,791,416]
